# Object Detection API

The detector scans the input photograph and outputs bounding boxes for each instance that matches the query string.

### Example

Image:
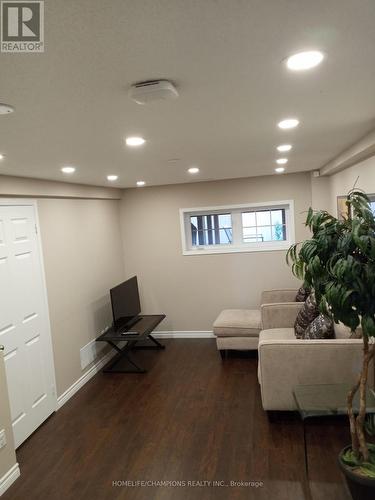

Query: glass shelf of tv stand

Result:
[96,314,166,342]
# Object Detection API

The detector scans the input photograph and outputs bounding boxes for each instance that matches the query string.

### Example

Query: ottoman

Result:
[213,309,262,356]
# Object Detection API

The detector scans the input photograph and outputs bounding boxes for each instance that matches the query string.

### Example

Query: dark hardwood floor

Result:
[3,339,351,500]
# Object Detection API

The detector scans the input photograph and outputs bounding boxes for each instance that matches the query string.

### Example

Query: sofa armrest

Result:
[261,302,303,330]
[258,337,370,410]
[261,289,298,305]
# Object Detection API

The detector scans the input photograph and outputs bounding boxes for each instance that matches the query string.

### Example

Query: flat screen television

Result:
[110,276,141,332]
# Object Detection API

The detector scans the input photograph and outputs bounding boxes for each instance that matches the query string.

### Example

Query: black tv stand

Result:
[96,314,166,373]
[117,315,141,334]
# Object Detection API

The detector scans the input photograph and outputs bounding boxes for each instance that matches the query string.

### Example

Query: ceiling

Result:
[1,0,375,188]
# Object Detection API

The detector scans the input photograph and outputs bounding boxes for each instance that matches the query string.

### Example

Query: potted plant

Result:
[287,191,375,500]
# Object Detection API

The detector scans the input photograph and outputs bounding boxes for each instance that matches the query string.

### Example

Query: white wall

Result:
[37,198,125,395]
[120,173,311,332]
[310,174,332,212]
[0,175,121,200]
[328,156,375,215]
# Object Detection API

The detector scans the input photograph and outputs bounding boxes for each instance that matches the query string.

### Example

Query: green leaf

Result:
[359,462,375,478]
[289,190,375,347]
[361,316,375,338]
[342,449,361,467]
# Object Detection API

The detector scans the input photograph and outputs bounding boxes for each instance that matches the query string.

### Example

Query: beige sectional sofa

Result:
[213,289,298,354]
[257,302,373,411]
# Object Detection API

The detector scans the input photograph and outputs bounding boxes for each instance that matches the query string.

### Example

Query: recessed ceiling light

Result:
[126,136,145,146]
[136,180,146,187]
[287,51,324,71]
[61,166,76,174]
[188,167,200,174]
[0,153,4,160]
[278,118,299,129]
[275,167,285,174]
[107,175,118,181]
[0,103,15,115]
[277,144,292,152]
[276,158,288,165]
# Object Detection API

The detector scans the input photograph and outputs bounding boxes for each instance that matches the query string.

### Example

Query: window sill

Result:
[182,242,292,256]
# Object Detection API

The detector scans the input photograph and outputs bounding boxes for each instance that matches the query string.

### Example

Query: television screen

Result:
[110,276,141,331]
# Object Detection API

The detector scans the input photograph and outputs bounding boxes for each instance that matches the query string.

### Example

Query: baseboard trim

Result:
[0,463,20,497]
[57,349,115,409]
[57,332,214,409]
[153,331,214,339]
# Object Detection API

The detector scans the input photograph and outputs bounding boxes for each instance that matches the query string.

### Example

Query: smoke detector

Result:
[0,103,15,115]
[128,80,178,105]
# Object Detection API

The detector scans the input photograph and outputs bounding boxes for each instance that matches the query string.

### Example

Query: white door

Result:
[0,202,56,448]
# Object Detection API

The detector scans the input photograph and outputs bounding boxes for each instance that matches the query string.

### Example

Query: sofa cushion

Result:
[259,327,296,343]
[334,321,362,339]
[294,293,319,338]
[213,309,261,337]
[302,314,334,339]
[295,286,310,302]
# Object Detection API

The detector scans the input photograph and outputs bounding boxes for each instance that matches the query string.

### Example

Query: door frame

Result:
[0,198,58,413]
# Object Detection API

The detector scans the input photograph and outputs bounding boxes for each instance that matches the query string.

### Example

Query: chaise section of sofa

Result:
[213,289,298,354]
[214,309,262,352]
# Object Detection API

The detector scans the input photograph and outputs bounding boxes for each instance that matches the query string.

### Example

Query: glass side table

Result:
[293,384,375,476]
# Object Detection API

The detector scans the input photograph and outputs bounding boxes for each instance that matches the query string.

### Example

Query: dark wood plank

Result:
[3,340,351,500]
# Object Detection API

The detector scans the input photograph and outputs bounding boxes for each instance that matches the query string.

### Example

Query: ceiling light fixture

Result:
[276,158,288,165]
[0,153,4,160]
[107,175,118,181]
[188,167,200,174]
[0,103,15,115]
[278,118,299,129]
[277,144,292,152]
[287,50,324,71]
[126,136,145,146]
[275,167,285,174]
[136,180,146,187]
[61,166,76,174]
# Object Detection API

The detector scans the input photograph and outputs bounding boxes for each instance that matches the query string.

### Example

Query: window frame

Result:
[190,212,233,247]
[180,200,295,256]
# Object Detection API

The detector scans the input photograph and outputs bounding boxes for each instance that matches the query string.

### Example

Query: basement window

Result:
[180,201,295,255]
